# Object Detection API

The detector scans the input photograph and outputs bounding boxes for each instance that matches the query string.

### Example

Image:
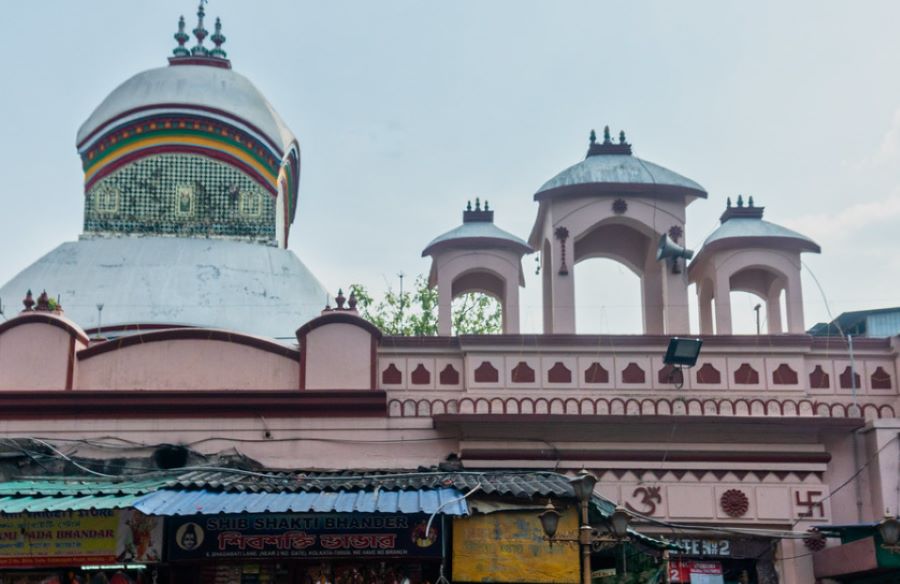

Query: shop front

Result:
[163,512,445,584]
[666,536,776,584]
[0,509,162,584]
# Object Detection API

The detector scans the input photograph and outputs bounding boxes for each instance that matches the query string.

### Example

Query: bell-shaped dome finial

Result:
[173,15,190,57]
[210,17,227,59]
[191,0,209,56]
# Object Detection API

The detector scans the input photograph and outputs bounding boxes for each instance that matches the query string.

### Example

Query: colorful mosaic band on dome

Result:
[79,110,299,221]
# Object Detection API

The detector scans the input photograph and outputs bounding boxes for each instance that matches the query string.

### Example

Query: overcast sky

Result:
[1,1,899,334]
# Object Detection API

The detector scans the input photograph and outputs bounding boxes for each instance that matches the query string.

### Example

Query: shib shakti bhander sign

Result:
[167,513,441,561]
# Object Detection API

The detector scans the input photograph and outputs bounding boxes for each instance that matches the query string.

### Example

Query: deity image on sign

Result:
[175,183,195,216]
[410,521,438,548]
[175,522,204,551]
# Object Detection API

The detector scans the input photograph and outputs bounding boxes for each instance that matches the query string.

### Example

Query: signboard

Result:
[452,509,579,584]
[0,509,162,567]
[671,538,732,557]
[669,537,772,559]
[669,560,723,584]
[166,513,442,561]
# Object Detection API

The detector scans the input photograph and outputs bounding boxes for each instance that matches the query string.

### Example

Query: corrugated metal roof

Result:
[0,478,170,497]
[0,478,172,513]
[0,493,145,513]
[0,471,576,515]
[133,488,469,516]
[163,470,577,499]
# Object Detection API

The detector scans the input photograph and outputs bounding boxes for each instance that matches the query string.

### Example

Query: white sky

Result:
[1,1,899,334]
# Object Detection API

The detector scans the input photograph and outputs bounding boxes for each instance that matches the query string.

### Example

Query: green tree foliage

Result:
[349,275,502,336]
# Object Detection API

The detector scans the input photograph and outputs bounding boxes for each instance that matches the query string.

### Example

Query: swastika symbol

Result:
[795,490,824,518]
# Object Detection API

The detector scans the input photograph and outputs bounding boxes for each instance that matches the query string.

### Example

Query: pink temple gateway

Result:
[0,4,897,584]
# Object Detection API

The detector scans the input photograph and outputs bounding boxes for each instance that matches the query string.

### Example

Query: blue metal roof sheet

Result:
[133,488,469,516]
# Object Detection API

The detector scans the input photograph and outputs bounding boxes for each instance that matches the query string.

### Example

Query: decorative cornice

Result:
[0,313,89,345]
[77,328,299,361]
[0,391,387,419]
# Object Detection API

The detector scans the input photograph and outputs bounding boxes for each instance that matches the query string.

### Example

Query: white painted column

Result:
[550,234,576,334]
[767,287,783,334]
[502,274,519,334]
[642,255,665,335]
[662,262,691,334]
[698,282,714,335]
[776,526,816,583]
[785,272,805,333]
[437,272,452,336]
[714,272,733,335]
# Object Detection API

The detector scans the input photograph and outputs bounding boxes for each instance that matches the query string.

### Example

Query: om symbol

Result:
[625,486,663,516]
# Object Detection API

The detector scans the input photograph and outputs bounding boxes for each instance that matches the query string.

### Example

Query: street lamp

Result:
[538,471,632,584]
[877,513,900,554]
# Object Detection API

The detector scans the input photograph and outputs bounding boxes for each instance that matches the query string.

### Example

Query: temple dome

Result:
[695,198,821,258]
[534,128,707,202]
[0,237,328,339]
[0,6,327,338]
[77,64,296,154]
[422,201,531,257]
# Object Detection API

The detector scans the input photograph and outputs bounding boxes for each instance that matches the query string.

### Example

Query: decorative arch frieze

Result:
[386,396,895,420]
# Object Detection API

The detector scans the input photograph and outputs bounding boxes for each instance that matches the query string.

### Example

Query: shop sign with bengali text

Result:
[166,513,442,561]
[452,509,580,584]
[0,509,162,568]
[669,560,723,583]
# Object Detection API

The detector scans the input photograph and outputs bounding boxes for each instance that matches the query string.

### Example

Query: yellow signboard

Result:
[452,508,580,583]
[0,509,162,568]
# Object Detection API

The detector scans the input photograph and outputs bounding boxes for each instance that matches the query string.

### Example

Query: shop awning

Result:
[0,478,171,513]
[133,487,470,516]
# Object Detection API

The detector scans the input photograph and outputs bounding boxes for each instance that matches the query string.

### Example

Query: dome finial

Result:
[748,196,754,208]
[589,129,596,145]
[726,196,732,208]
[603,126,612,145]
[737,194,744,207]
[619,130,627,144]
[191,0,209,56]
[210,17,227,59]
[173,15,190,57]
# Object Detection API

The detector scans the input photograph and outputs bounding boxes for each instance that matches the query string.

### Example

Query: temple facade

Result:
[0,4,897,584]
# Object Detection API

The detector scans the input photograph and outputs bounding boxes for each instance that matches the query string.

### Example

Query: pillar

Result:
[502,281,519,334]
[785,272,805,333]
[766,286,783,334]
[776,524,817,583]
[548,232,576,334]
[662,261,691,334]
[437,272,452,336]
[698,282,714,335]
[641,254,665,335]
[714,272,733,335]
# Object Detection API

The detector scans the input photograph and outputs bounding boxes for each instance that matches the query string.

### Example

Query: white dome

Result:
[77,65,296,153]
[0,237,329,339]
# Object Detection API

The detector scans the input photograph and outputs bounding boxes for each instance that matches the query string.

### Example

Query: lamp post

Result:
[878,513,900,554]
[539,470,631,584]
